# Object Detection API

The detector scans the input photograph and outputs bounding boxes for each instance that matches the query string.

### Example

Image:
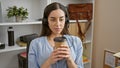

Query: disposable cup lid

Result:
[54,36,66,42]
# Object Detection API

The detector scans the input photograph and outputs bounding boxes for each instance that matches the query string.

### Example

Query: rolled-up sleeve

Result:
[28,40,40,68]
[74,37,84,68]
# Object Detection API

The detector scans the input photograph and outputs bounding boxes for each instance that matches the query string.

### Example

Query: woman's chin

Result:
[55,32,61,34]
[53,31,62,35]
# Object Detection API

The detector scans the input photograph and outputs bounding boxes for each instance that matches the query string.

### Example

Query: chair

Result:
[18,52,27,68]
[18,34,38,68]
[18,41,31,68]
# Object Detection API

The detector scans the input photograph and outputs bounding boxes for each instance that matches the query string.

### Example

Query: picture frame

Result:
[103,50,118,68]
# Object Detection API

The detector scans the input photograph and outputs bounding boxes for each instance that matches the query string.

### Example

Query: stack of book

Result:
[17,33,39,47]
[16,41,27,47]
[83,56,89,63]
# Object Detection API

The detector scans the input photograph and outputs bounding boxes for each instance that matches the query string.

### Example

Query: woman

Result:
[28,2,83,68]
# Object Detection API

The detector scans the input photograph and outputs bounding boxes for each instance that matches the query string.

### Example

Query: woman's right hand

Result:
[41,49,62,68]
[41,45,70,68]
[47,45,70,65]
[47,48,64,64]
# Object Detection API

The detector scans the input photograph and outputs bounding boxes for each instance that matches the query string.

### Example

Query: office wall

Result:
[92,0,120,68]
[0,2,2,22]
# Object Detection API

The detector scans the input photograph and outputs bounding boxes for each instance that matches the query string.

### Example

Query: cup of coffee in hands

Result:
[53,36,67,49]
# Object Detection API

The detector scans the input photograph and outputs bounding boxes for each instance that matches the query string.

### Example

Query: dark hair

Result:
[40,2,70,36]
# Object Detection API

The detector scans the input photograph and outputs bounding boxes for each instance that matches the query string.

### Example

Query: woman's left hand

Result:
[56,45,71,59]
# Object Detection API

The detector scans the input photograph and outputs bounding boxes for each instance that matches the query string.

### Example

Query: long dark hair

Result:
[40,2,70,36]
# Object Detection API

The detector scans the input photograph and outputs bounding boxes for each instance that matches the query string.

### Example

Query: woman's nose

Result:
[55,19,61,25]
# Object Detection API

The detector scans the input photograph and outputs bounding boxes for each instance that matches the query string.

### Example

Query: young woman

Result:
[28,2,83,68]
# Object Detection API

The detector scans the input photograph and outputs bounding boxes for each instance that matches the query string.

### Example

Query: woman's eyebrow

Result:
[50,17,55,18]
[50,16,65,18]
[60,16,65,18]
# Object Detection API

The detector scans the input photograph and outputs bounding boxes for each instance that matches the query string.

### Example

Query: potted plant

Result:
[6,6,28,22]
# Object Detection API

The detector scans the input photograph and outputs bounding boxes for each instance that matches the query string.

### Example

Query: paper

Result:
[105,51,115,67]
[114,52,120,58]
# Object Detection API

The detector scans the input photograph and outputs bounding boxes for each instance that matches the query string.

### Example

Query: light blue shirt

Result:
[28,35,83,68]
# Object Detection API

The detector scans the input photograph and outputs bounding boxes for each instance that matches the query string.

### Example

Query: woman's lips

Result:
[54,28,61,31]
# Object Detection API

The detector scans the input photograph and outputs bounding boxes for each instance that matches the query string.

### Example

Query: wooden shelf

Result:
[0,40,91,53]
[0,44,26,53]
[84,60,90,65]
[83,40,91,44]
[70,20,88,23]
[0,20,88,26]
[0,21,42,26]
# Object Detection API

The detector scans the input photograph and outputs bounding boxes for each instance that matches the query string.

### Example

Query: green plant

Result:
[6,6,28,21]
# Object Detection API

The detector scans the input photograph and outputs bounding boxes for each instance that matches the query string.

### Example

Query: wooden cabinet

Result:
[69,21,93,68]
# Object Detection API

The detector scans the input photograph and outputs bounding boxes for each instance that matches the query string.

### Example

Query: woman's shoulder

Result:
[29,36,47,49]
[64,35,82,47]
[32,36,46,42]
[64,35,81,41]
[30,36,46,45]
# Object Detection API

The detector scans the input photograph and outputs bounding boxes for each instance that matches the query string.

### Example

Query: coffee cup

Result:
[54,36,67,49]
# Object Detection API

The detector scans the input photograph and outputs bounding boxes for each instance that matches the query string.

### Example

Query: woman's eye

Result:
[50,19,55,21]
[60,18,64,21]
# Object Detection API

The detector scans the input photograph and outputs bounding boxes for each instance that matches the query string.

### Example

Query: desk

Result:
[114,52,120,58]
[114,52,120,67]
[116,66,120,68]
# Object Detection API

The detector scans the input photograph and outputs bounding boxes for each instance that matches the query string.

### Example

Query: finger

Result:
[53,55,64,61]
[57,47,68,50]
[58,50,69,55]
[56,48,70,55]
[57,54,70,58]
[52,51,65,58]
[53,48,68,53]
[52,49,60,55]
[60,45,69,48]
[56,57,64,61]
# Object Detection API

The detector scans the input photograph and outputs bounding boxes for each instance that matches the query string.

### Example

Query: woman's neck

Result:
[48,34,62,41]
[47,34,62,47]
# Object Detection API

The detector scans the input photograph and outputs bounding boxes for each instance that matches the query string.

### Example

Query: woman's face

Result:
[48,9,65,35]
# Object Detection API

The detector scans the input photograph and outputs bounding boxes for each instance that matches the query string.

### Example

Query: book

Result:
[20,52,27,58]
[16,41,27,47]
[83,56,89,63]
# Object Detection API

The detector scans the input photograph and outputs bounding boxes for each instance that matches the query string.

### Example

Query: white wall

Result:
[51,0,93,6]
[0,2,2,22]
[92,0,120,68]
[0,0,47,22]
